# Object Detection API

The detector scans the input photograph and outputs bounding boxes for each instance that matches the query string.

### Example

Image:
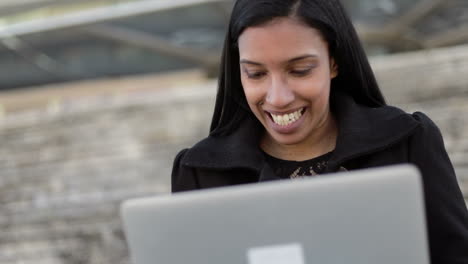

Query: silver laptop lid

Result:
[121,164,429,264]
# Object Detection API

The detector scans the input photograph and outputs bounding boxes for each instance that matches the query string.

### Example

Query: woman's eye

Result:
[290,68,312,76]
[246,71,267,79]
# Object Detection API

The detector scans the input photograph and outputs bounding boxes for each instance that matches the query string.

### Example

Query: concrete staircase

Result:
[1,44,468,263]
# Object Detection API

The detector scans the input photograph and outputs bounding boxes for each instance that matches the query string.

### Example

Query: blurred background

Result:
[0,0,467,263]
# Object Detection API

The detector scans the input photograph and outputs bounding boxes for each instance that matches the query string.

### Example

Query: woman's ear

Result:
[330,58,338,79]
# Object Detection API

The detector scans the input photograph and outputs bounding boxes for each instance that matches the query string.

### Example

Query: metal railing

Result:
[0,0,225,38]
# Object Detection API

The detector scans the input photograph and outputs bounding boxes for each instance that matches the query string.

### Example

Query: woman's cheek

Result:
[296,78,329,99]
[244,85,264,104]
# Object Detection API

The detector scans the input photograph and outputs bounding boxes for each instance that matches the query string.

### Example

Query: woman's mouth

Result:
[268,108,305,126]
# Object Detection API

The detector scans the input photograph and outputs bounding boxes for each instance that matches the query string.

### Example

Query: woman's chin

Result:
[265,130,306,147]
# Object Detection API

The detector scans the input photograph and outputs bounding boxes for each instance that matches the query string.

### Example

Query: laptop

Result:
[121,164,429,264]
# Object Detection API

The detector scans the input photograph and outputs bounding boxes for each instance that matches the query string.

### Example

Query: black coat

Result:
[172,92,468,263]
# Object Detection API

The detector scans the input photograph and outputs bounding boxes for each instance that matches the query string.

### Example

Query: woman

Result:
[172,0,468,263]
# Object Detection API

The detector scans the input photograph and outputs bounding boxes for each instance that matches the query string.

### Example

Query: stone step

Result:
[0,104,211,150]
[0,140,186,179]
[0,189,165,227]
[0,239,82,262]
[0,83,217,129]
[0,148,178,201]
[0,236,129,264]
[0,140,176,170]
[0,217,123,244]
[370,44,468,104]
[0,202,118,227]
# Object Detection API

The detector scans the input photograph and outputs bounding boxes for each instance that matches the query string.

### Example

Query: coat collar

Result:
[181,91,420,172]
[181,113,265,171]
[326,91,420,170]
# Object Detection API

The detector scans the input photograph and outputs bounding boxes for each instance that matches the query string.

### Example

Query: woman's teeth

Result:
[271,108,303,126]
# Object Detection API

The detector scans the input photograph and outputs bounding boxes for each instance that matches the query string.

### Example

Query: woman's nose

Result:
[265,76,295,108]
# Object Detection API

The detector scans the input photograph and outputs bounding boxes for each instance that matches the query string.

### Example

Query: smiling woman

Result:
[239,18,337,160]
[171,0,468,263]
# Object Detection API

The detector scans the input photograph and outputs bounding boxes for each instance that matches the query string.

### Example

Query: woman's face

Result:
[238,17,338,148]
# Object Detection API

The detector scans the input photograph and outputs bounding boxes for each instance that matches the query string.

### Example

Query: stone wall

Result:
[1,44,468,263]
[372,44,468,192]
[0,84,216,263]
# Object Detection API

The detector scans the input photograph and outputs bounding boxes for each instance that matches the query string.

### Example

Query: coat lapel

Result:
[181,114,265,172]
[326,92,420,171]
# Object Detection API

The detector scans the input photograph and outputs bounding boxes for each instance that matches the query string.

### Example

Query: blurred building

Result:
[0,0,467,92]
[0,0,229,92]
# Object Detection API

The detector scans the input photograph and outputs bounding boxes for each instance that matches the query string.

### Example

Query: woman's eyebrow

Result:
[239,54,318,66]
[239,59,263,66]
[288,54,318,63]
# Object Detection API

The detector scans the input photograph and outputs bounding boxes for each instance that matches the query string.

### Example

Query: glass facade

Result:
[0,0,467,90]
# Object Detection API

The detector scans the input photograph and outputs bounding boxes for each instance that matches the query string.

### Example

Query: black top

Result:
[173,91,468,263]
[263,151,333,179]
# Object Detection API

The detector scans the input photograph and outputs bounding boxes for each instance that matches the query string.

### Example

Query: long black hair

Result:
[210,0,386,136]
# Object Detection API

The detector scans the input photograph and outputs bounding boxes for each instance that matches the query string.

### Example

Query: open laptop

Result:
[121,164,429,264]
